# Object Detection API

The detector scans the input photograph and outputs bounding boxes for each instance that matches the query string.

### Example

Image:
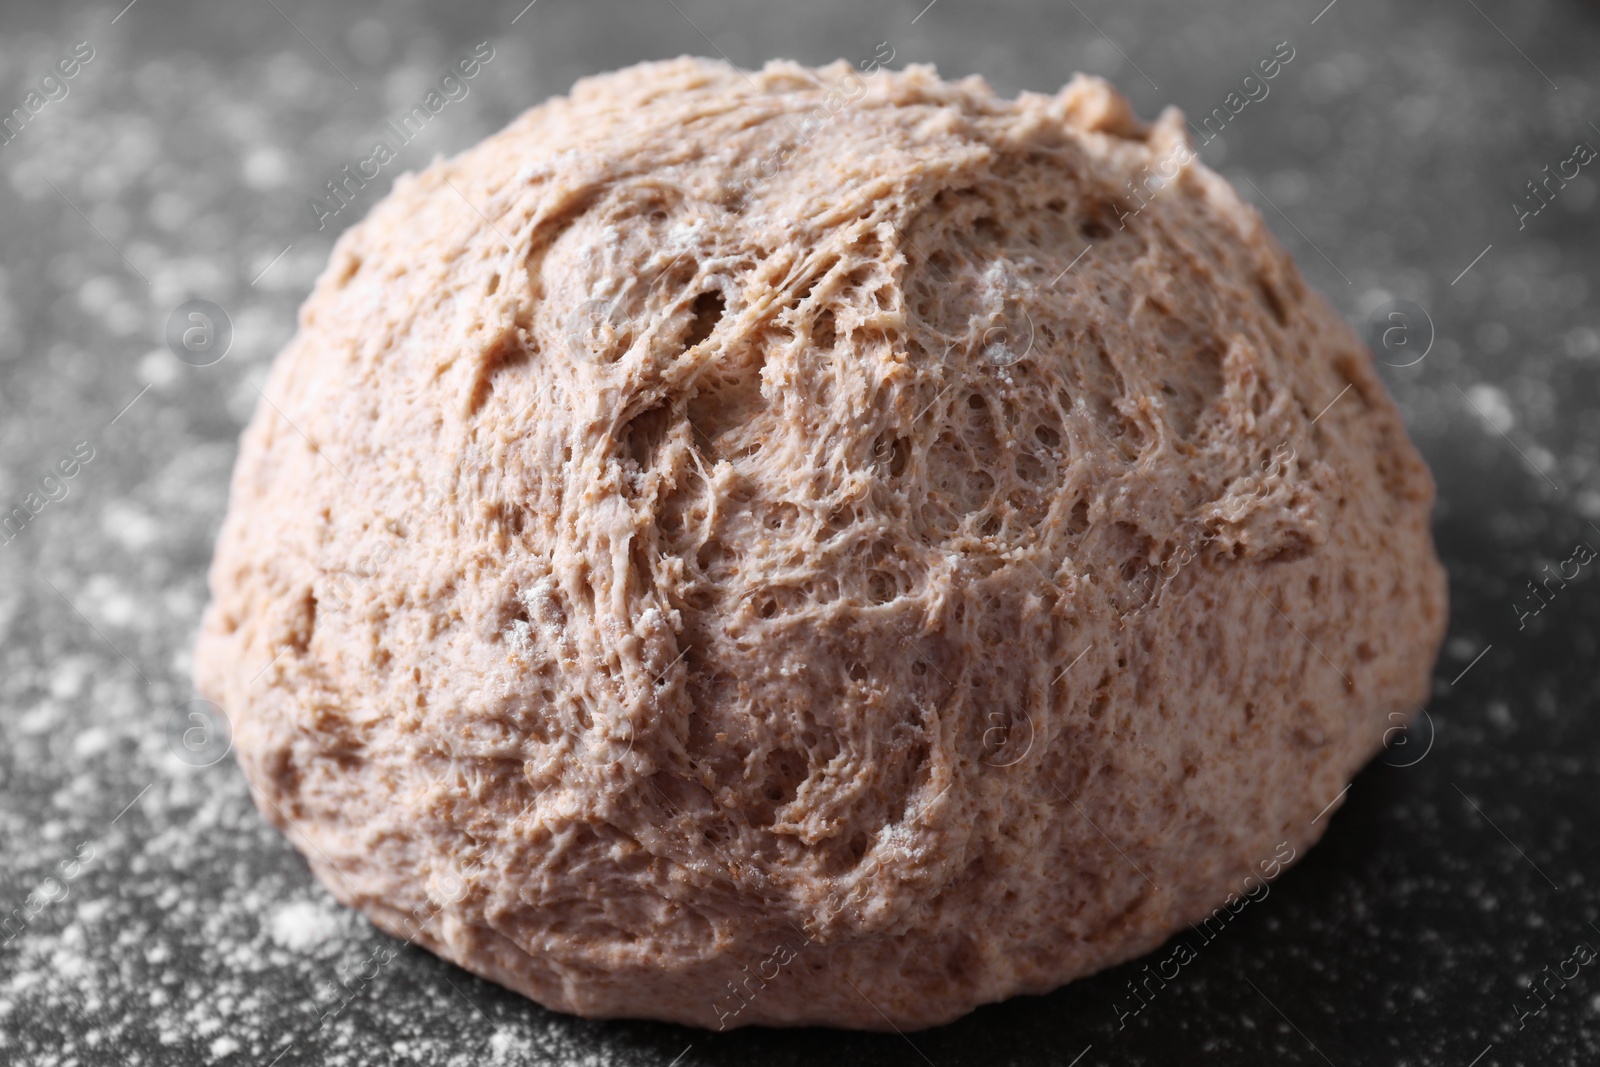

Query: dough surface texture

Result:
[195,57,1448,1030]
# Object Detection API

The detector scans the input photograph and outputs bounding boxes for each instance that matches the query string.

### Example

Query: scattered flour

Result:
[267,899,342,953]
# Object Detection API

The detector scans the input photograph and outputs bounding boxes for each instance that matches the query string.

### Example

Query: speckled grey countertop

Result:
[0,0,1597,1064]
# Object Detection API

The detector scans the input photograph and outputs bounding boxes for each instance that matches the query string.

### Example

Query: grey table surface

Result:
[0,0,1597,1064]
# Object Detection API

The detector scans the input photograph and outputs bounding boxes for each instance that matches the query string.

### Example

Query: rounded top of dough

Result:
[196,57,1446,1029]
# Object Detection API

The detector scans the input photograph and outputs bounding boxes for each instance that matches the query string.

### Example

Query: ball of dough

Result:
[195,57,1447,1030]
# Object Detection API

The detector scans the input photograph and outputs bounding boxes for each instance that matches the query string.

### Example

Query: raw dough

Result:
[195,57,1447,1030]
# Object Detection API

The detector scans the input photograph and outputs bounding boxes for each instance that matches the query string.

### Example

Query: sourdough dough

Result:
[195,57,1448,1030]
